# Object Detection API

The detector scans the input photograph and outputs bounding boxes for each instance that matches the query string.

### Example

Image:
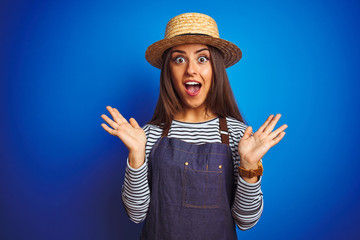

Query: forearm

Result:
[121,158,150,223]
[231,175,263,230]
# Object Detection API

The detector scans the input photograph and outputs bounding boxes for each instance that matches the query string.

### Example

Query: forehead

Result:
[171,43,209,53]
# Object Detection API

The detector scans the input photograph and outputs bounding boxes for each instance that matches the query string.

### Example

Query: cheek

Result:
[171,74,181,88]
[202,68,213,83]
[170,72,182,93]
[170,66,185,86]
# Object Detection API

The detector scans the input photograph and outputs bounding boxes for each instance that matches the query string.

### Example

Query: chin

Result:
[184,101,206,110]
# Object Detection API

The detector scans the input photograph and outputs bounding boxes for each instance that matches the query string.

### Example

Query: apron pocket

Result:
[183,166,222,208]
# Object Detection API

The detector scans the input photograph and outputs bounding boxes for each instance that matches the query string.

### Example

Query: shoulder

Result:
[226,117,248,140]
[226,116,248,130]
[142,123,163,138]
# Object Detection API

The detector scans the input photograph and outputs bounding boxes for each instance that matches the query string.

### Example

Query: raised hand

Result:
[238,114,288,169]
[101,106,146,168]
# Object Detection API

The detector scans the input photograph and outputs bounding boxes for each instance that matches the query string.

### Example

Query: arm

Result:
[232,114,287,230]
[121,124,153,223]
[121,156,150,223]
[231,162,264,230]
[227,118,264,230]
[101,106,150,223]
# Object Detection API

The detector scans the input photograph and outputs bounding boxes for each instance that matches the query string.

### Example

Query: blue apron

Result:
[141,117,237,240]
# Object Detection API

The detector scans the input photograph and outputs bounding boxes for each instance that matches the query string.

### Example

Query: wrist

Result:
[238,161,263,179]
[239,156,259,169]
[128,150,145,169]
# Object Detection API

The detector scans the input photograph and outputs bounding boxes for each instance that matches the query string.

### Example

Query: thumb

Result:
[129,117,141,129]
[242,126,253,140]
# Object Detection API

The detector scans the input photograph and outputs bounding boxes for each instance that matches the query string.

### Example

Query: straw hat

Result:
[145,12,242,69]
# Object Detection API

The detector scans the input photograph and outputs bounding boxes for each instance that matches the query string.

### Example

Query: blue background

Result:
[1,0,360,239]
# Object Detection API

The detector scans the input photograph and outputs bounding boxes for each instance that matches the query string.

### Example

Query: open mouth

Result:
[184,81,202,96]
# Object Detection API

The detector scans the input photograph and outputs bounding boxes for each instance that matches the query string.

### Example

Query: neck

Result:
[173,107,217,123]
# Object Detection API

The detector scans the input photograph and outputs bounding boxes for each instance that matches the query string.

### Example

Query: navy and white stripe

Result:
[121,117,263,230]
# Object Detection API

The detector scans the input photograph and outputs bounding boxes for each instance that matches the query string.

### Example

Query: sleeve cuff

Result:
[239,175,262,188]
[126,157,147,172]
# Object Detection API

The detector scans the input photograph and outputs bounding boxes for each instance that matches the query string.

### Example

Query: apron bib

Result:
[141,117,237,240]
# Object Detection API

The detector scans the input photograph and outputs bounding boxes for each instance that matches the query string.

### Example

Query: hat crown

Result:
[164,13,220,39]
[145,12,242,69]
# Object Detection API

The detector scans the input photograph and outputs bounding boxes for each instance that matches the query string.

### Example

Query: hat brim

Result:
[145,35,242,69]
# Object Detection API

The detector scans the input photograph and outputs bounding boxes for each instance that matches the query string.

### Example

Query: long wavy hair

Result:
[147,45,247,130]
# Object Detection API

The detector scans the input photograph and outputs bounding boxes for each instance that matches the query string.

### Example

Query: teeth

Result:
[185,81,200,85]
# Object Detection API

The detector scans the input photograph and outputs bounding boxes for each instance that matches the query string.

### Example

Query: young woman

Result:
[101,13,288,240]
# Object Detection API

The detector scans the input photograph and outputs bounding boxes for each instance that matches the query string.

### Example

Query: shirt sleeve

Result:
[121,125,151,223]
[231,165,264,230]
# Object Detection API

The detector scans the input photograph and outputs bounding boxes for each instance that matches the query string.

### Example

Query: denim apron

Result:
[140,117,237,240]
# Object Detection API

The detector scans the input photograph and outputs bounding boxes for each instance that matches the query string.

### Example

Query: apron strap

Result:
[219,117,229,145]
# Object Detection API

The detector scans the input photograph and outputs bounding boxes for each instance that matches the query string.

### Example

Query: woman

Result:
[101,13,288,239]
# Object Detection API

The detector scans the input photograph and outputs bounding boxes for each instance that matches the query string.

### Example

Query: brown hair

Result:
[147,45,247,129]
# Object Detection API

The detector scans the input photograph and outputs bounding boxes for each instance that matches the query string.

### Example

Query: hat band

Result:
[174,33,212,37]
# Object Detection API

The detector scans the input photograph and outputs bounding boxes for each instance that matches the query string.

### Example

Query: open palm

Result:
[238,114,288,168]
[101,106,146,153]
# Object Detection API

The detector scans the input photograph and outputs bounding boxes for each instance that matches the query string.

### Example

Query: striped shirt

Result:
[121,116,263,231]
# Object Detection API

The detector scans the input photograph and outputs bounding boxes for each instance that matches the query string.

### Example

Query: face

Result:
[169,43,213,112]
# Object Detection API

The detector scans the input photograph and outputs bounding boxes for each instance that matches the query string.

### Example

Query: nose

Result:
[186,59,197,76]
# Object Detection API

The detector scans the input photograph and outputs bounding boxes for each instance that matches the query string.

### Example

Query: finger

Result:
[242,126,252,140]
[106,106,120,123]
[271,131,286,146]
[101,123,118,136]
[101,114,119,130]
[264,113,281,134]
[129,117,141,129]
[258,114,274,132]
[269,124,288,139]
[112,107,128,124]
[106,106,126,124]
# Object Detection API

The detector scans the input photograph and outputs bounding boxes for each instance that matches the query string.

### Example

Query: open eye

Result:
[198,56,209,63]
[174,56,186,64]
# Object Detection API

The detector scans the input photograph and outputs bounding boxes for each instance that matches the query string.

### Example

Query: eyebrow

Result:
[171,48,210,54]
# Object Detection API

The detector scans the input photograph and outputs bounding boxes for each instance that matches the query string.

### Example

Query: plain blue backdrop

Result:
[1,0,360,239]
